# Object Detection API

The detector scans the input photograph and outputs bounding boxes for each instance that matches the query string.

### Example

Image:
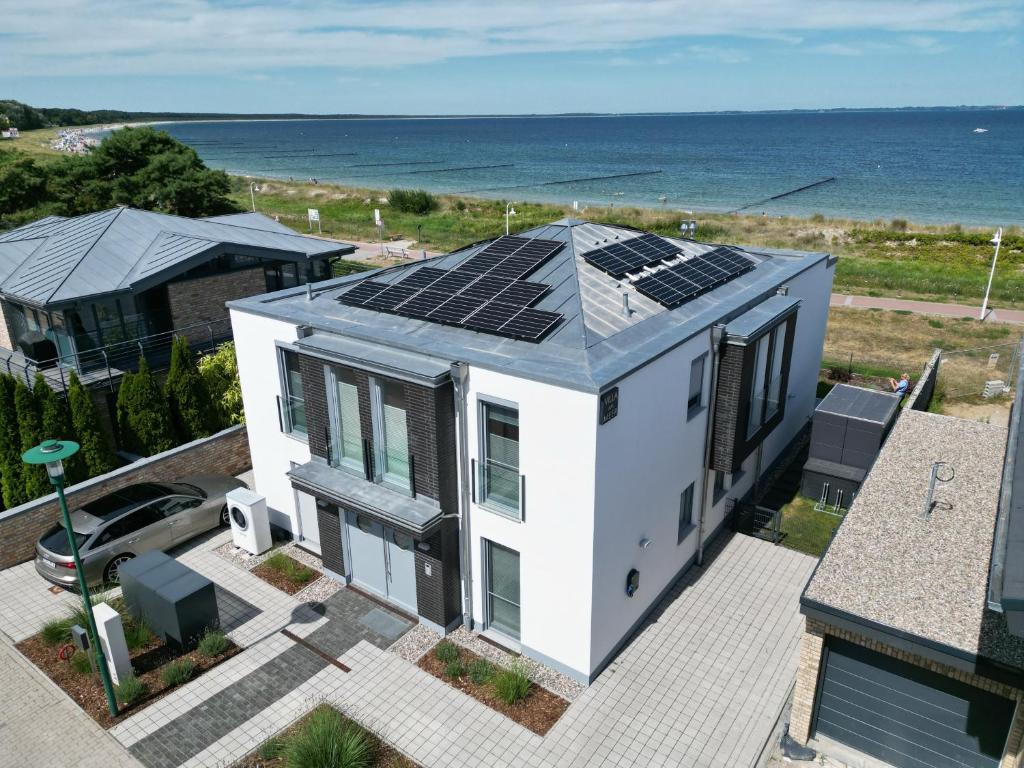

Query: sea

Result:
[144,109,1022,226]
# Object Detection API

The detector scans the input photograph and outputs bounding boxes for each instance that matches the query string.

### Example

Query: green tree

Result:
[165,336,213,442]
[34,373,86,484]
[116,357,175,457]
[197,342,244,428]
[0,375,25,508]
[0,156,50,217]
[15,380,48,500]
[68,372,116,478]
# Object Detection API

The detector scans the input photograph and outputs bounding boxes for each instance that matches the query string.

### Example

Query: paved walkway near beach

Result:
[831,293,1024,324]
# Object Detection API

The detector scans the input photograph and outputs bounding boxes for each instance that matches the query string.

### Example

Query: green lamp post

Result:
[23,439,119,717]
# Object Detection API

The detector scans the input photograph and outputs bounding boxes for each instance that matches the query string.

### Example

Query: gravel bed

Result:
[447,627,585,701]
[293,575,342,604]
[215,540,319,572]
[388,624,441,663]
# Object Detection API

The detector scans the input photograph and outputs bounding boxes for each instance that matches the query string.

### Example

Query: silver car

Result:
[35,475,247,588]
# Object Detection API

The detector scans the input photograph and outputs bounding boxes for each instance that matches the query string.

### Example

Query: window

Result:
[328,366,364,472]
[280,350,307,437]
[373,379,410,490]
[747,320,789,437]
[152,496,202,518]
[678,483,695,544]
[713,470,729,503]
[486,541,521,640]
[95,507,163,546]
[481,402,520,514]
[764,323,786,420]
[688,354,706,418]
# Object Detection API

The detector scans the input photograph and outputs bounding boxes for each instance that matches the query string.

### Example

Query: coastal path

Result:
[831,293,1024,324]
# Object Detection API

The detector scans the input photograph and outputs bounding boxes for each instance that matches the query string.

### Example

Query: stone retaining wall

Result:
[0,425,251,569]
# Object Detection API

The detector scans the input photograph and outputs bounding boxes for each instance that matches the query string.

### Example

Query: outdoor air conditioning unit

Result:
[225,487,272,555]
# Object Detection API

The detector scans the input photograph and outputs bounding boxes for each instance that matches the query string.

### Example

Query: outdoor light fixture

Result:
[980,227,1003,321]
[250,182,261,213]
[505,202,517,236]
[23,439,119,717]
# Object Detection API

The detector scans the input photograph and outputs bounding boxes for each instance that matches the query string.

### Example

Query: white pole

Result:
[980,227,1003,321]
[250,183,257,213]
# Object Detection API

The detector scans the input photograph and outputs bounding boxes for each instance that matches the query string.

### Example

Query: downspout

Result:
[450,361,474,629]
[697,324,726,566]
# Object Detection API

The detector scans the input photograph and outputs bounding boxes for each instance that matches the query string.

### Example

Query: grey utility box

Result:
[120,551,219,650]
[802,384,901,505]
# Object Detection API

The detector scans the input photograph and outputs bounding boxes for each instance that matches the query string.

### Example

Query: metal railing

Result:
[0,317,233,394]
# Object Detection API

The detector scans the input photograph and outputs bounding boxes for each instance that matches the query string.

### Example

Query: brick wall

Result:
[791,617,1024,768]
[711,343,744,471]
[0,425,251,569]
[167,268,266,345]
[907,348,941,411]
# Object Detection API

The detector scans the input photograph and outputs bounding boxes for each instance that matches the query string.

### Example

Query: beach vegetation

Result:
[387,188,438,214]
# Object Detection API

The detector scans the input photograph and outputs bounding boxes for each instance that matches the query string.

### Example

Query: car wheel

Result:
[220,505,230,527]
[103,554,134,585]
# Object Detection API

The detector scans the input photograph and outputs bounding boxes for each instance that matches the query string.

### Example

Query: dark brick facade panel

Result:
[711,344,744,472]
[434,383,458,513]
[299,354,329,461]
[0,426,251,568]
[317,501,344,576]
[405,382,439,501]
[167,268,267,345]
[414,518,461,628]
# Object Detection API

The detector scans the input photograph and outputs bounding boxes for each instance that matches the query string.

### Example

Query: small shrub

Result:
[492,662,532,705]
[198,628,230,658]
[265,552,315,585]
[828,365,852,383]
[258,736,284,760]
[70,650,93,675]
[115,675,147,707]
[891,218,909,231]
[434,639,460,664]
[443,659,465,679]
[40,616,74,646]
[468,658,494,685]
[123,619,153,652]
[810,212,825,223]
[387,188,438,214]
[161,658,196,686]
[284,706,373,768]
[454,199,467,212]
[927,318,944,329]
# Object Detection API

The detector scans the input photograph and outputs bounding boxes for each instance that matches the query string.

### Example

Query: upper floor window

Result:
[280,349,307,437]
[328,366,363,472]
[678,483,695,544]
[481,402,520,516]
[373,379,410,491]
[688,354,706,419]
[747,320,789,438]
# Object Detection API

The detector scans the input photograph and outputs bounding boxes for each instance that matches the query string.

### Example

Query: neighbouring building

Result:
[0,207,353,374]
[792,374,1024,767]
[229,219,835,683]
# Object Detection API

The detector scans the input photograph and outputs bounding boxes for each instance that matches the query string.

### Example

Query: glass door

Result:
[485,541,521,640]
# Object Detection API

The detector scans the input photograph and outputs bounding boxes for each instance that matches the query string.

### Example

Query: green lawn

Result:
[779,495,842,558]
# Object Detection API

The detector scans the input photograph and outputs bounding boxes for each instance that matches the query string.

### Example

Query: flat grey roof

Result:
[724,294,800,342]
[229,219,829,393]
[295,333,451,386]
[0,207,354,308]
[817,384,902,424]
[804,409,1024,670]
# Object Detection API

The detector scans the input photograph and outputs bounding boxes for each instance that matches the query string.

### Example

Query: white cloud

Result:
[0,0,1018,76]
[811,42,864,56]
[687,45,750,64]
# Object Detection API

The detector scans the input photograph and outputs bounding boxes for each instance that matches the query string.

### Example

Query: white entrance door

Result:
[295,489,320,554]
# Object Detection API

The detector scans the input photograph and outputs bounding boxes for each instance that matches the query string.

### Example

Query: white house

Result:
[229,218,835,683]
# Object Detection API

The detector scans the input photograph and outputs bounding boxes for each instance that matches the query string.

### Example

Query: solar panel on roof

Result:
[396,290,450,318]
[495,281,548,306]
[455,235,563,278]
[581,233,683,278]
[397,267,447,289]
[632,247,755,309]
[501,308,562,341]
[339,281,388,306]
[364,284,419,310]
[429,294,487,324]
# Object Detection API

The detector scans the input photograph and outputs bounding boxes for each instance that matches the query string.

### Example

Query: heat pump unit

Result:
[225,488,272,555]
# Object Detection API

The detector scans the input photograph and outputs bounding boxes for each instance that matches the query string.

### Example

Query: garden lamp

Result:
[505,202,517,236]
[23,440,119,717]
[980,227,1003,321]
[250,182,261,213]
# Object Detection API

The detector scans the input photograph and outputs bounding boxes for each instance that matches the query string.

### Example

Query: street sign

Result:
[307,208,321,234]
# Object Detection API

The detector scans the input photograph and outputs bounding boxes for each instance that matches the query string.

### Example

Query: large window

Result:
[747,321,789,437]
[280,349,307,437]
[678,483,695,544]
[688,354,706,419]
[481,402,520,515]
[486,541,521,640]
[373,379,410,490]
[329,366,363,472]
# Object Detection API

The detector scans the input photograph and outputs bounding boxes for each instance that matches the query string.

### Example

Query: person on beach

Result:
[889,373,910,396]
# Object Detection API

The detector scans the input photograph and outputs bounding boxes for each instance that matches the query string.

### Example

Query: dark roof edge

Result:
[989,349,1024,613]
[801,597,1024,690]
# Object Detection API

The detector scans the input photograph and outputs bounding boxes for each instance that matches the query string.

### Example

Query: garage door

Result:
[814,637,1016,768]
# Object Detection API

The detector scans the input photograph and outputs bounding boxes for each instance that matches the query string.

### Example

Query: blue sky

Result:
[1,1,1021,114]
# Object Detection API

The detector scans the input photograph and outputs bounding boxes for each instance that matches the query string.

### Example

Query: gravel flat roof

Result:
[804,409,1024,669]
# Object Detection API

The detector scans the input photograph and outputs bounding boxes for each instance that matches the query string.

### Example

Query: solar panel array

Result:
[581,233,684,278]
[632,246,755,309]
[338,236,565,342]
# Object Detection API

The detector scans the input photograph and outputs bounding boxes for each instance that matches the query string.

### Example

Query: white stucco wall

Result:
[589,330,714,673]
[229,308,310,533]
[464,365,598,679]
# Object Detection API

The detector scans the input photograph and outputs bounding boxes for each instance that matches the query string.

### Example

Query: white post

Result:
[980,228,1003,321]
[93,603,133,686]
[250,183,258,213]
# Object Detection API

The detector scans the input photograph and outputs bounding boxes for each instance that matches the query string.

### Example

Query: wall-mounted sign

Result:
[600,387,619,424]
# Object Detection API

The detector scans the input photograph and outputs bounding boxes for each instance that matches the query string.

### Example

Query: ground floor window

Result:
[485,540,521,640]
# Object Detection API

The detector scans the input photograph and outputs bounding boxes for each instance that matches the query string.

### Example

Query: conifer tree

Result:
[116,357,174,456]
[68,371,116,478]
[165,336,213,442]
[15,379,49,499]
[0,375,24,508]
[34,373,86,484]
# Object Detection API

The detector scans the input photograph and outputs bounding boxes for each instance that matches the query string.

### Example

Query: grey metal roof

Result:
[229,219,830,393]
[816,384,901,424]
[295,333,451,386]
[724,294,801,342]
[0,208,355,308]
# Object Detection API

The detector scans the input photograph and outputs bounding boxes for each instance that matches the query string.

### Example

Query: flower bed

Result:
[17,598,239,728]
[417,640,568,735]
[236,704,417,768]
[251,552,321,595]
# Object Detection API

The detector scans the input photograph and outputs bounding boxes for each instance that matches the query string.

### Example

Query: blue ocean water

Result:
[151,110,1023,225]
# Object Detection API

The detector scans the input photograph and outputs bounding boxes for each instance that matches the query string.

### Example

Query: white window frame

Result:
[476,397,523,521]
[324,364,364,477]
[369,376,412,495]
[277,347,307,441]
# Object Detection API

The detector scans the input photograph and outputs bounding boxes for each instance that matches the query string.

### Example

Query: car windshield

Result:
[169,482,206,498]
[39,524,89,556]
[79,483,175,520]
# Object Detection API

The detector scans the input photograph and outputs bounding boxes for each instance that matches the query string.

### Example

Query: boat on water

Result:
[973,128,989,133]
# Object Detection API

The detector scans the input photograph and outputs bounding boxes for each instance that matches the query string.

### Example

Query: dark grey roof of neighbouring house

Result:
[803,409,1024,672]
[0,208,354,308]
[229,219,831,393]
